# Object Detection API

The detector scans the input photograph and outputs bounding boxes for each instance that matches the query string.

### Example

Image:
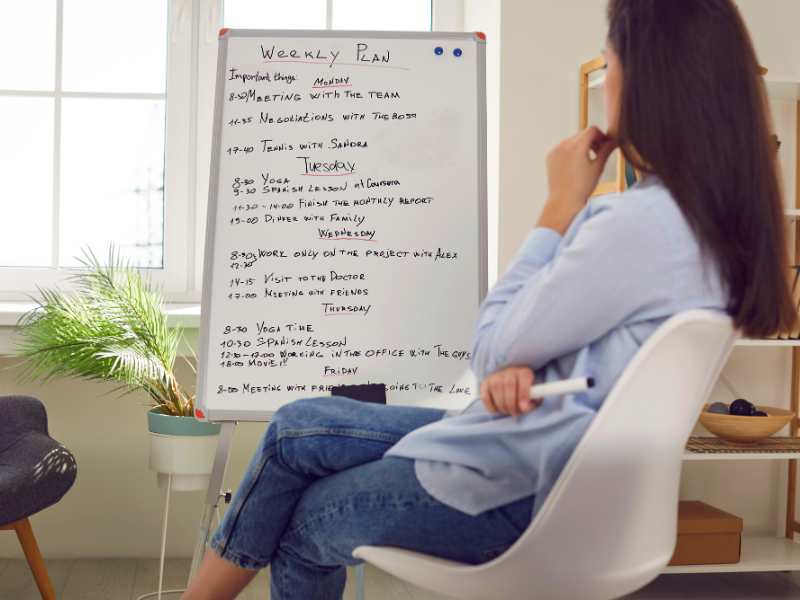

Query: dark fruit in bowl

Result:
[730,398,755,416]
[753,410,768,417]
[707,402,729,414]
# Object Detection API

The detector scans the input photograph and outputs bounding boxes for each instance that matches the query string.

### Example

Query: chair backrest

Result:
[480,310,737,599]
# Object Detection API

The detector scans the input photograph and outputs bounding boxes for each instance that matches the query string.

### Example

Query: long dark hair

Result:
[607,0,795,338]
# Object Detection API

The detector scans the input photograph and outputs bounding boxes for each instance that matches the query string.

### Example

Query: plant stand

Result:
[146,409,221,598]
[136,474,185,600]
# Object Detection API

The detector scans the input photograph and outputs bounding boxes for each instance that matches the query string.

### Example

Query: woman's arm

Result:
[470,198,672,380]
[473,226,563,348]
[471,126,622,380]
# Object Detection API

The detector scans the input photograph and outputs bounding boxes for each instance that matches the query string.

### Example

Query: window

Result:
[0,0,178,298]
[0,1,458,301]
[222,0,431,30]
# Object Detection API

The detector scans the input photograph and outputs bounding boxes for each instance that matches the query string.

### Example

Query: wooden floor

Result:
[2,558,800,599]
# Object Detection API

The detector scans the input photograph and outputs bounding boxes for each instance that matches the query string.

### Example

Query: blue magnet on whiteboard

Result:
[453,48,463,57]
[434,46,444,55]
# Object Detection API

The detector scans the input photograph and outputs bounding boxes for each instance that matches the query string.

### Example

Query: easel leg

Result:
[356,563,365,600]
[188,421,236,583]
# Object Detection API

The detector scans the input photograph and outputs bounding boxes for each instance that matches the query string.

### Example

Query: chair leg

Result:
[13,518,56,600]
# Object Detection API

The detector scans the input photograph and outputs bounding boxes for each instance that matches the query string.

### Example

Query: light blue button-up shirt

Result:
[384,174,728,517]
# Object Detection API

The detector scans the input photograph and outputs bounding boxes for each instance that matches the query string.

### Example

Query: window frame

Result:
[0,0,193,300]
[0,0,463,303]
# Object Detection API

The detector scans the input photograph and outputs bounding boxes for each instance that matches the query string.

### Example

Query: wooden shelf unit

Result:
[579,56,800,574]
[579,56,627,196]
[787,71,800,543]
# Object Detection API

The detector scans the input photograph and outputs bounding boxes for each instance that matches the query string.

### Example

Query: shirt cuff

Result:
[514,227,562,267]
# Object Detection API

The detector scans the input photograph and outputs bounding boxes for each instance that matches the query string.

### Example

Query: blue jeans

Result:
[209,396,535,600]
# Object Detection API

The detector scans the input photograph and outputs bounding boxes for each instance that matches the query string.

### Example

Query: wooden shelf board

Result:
[736,338,800,346]
[765,79,800,101]
[683,435,800,461]
[663,535,800,573]
[684,437,800,460]
[588,74,799,98]
[684,450,800,460]
[587,69,605,89]
[785,208,800,219]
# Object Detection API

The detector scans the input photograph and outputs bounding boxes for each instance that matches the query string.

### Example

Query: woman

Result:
[184,1,795,598]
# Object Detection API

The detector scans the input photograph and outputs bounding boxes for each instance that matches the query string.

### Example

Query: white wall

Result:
[737,0,800,83]
[464,0,501,284]
[2,0,799,559]
[497,0,608,269]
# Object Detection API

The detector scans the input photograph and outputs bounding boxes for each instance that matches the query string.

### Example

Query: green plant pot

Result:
[147,407,221,491]
[147,407,221,436]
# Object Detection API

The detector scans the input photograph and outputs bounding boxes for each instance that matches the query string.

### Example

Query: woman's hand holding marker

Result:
[480,369,596,417]
[480,366,542,417]
[537,126,618,235]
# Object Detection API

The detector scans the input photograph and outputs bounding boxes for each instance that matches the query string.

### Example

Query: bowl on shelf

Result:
[698,404,795,443]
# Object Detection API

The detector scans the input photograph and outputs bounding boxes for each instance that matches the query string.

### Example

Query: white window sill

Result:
[0,302,201,328]
[0,302,201,356]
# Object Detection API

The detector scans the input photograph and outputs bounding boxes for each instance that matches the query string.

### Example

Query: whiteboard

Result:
[196,30,487,421]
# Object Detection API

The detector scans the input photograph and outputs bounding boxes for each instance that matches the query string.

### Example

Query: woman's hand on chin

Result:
[537,126,617,235]
[480,366,541,417]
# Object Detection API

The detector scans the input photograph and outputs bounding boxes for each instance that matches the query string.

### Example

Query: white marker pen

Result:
[529,376,595,399]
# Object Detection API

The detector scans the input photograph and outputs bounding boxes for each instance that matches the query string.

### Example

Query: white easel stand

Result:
[188,422,366,600]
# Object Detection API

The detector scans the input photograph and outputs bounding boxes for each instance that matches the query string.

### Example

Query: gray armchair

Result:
[1,395,77,600]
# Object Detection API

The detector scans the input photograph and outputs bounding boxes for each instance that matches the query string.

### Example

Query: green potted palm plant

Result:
[15,248,220,490]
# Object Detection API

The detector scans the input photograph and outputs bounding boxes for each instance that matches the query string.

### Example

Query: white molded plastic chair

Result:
[353,309,738,600]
